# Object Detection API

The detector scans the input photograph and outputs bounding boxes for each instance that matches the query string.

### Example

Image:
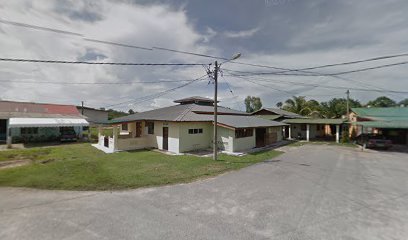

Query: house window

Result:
[147,122,154,134]
[301,124,307,131]
[235,128,253,138]
[188,128,203,134]
[21,127,38,135]
[136,122,142,137]
[122,123,128,131]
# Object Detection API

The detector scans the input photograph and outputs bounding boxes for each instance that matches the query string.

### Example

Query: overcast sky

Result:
[0,0,407,111]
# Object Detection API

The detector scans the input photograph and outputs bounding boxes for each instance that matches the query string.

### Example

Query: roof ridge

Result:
[0,100,76,107]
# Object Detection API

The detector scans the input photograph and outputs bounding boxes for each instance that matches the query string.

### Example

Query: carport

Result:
[351,121,408,145]
[283,118,346,143]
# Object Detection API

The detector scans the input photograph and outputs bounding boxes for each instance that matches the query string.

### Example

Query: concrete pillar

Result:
[112,126,118,151]
[98,125,102,138]
[6,119,12,149]
[336,125,340,143]
[288,125,292,139]
[282,127,286,139]
[306,124,310,142]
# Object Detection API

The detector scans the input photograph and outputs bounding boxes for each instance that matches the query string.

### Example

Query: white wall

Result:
[97,121,286,154]
[217,126,234,153]
[178,122,212,152]
[167,122,180,153]
[233,128,256,152]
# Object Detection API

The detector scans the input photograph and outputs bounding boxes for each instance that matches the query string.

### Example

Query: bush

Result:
[341,131,349,143]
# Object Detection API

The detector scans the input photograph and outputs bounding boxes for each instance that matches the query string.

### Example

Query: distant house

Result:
[350,107,408,145]
[0,100,89,146]
[94,96,287,154]
[251,108,345,142]
[251,108,305,121]
[76,106,109,125]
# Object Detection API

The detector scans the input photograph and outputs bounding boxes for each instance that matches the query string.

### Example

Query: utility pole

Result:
[209,53,241,161]
[346,90,350,121]
[213,61,219,161]
[81,101,84,115]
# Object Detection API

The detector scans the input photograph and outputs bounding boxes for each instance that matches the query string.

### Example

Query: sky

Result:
[0,0,407,112]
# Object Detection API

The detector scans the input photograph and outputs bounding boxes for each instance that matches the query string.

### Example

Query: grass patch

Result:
[0,144,282,190]
[83,127,113,142]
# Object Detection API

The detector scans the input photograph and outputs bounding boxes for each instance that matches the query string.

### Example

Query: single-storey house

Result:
[251,108,345,142]
[94,96,287,154]
[76,106,109,125]
[0,100,89,146]
[251,108,306,138]
[349,107,408,145]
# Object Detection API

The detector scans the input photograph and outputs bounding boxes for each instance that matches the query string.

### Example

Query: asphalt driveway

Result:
[1,145,407,240]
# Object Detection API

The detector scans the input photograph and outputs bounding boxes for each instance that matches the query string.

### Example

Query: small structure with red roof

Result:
[0,100,89,147]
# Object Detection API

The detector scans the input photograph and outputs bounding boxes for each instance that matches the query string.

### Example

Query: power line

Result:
[84,38,153,51]
[104,74,208,108]
[0,78,201,85]
[4,19,408,76]
[224,60,408,76]
[0,19,82,36]
[0,58,207,66]
[234,52,408,74]
[2,18,408,99]
[227,73,408,94]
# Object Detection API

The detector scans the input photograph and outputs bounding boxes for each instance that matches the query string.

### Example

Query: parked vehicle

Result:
[356,134,392,149]
[60,128,78,142]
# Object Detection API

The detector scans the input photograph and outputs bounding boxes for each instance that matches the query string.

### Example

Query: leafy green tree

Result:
[276,102,283,109]
[398,98,408,107]
[366,96,397,107]
[107,109,128,120]
[320,98,362,118]
[128,109,135,114]
[282,96,320,116]
[244,96,263,113]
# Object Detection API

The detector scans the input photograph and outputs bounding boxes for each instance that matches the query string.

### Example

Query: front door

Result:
[0,119,6,141]
[162,127,168,150]
[256,128,266,148]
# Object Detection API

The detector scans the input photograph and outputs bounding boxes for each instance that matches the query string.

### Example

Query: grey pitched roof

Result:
[111,102,287,129]
[283,118,346,124]
[173,96,216,104]
[217,115,287,128]
[111,103,248,123]
[252,108,304,118]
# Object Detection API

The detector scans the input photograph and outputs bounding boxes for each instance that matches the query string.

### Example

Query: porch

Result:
[283,118,346,143]
[94,121,160,153]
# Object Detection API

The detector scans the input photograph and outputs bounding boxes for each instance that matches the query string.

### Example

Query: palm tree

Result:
[283,96,321,116]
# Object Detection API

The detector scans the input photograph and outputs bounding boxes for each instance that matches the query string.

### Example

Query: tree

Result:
[244,96,263,113]
[398,98,408,107]
[282,96,320,116]
[107,109,128,120]
[276,102,283,109]
[128,109,135,114]
[320,98,362,118]
[366,96,397,107]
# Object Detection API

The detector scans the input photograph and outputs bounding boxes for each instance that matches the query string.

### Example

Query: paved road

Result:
[1,145,408,240]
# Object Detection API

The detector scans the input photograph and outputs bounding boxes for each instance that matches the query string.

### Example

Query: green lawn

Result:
[0,144,282,190]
